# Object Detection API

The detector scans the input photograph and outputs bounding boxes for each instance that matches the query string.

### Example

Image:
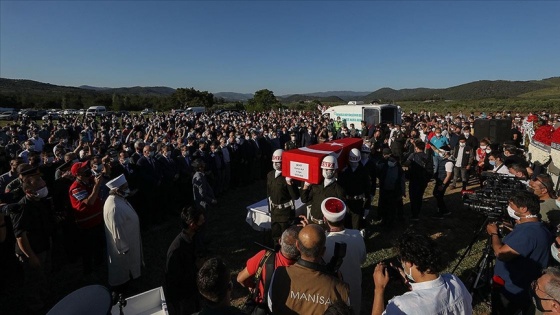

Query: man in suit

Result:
[136,145,161,226]
[451,136,473,191]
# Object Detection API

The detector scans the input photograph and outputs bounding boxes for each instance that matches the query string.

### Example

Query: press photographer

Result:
[487,190,553,315]
[372,230,472,315]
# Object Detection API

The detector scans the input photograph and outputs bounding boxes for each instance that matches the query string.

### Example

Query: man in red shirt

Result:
[69,161,105,276]
[237,225,300,309]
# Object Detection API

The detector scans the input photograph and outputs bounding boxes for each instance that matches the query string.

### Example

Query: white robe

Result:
[103,194,143,286]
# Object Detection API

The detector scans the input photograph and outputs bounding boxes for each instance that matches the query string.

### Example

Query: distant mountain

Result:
[213,92,253,101]
[281,94,344,103]
[79,85,111,91]
[105,86,175,96]
[283,91,371,100]
[363,77,560,101]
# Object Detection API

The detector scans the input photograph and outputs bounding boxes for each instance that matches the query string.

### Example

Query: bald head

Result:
[297,224,326,261]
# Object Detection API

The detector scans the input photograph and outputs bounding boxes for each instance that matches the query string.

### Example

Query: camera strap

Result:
[296,258,328,274]
[253,250,275,302]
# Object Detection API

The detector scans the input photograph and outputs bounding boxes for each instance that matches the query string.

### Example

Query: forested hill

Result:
[364,77,560,101]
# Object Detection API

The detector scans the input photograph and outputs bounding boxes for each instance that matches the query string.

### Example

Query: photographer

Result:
[528,174,560,229]
[268,224,350,315]
[486,190,553,314]
[372,230,472,315]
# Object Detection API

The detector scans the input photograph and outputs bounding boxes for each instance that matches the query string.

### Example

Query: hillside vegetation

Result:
[1,77,559,112]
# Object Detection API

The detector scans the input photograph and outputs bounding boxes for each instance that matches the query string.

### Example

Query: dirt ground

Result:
[0,176,492,315]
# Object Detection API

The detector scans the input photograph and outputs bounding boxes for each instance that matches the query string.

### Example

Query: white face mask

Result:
[507,206,521,220]
[485,148,492,154]
[291,136,296,141]
[435,133,441,137]
[459,143,466,147]
[402,262,415,282]
[464,132,470,137]
[35,186,49,199]
[322,169,335,180]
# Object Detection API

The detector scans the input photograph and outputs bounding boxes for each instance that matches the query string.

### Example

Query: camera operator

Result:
[486,190,553,315]
[529,174,560,230]
[372,230,472,315]
[487,152,510,176]
[267,224,350,315]
[508,163,530,185]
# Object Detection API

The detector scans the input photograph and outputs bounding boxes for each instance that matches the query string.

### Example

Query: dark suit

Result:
[136,155,161,224]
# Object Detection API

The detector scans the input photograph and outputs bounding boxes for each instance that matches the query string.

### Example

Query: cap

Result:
[382,148,392,156]
[321,197,346,223]
[106,174,127,190]
[71,161,90,176]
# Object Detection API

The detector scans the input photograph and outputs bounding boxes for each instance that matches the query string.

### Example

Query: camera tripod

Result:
[452,217,496,302]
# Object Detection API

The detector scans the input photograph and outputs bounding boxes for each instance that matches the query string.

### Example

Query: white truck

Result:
[322,102,403,127]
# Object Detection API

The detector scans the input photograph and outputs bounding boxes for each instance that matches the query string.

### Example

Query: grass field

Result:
[0,175,493,315]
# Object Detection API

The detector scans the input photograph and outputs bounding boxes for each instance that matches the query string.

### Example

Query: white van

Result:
[86,106,107,116]
[323,102,402,127]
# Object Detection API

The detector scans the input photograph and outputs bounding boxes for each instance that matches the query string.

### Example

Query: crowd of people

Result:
[0,107,559,314]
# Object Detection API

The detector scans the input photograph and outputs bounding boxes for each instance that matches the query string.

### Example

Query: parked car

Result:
[42,113,61,121]
[63,109,78,115]
[86,106,107,117]
[22,110,39,119]
[0,111,17,121]
[141,108,155,115]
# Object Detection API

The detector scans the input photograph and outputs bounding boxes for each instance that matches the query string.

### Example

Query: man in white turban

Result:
[103,174,142,293]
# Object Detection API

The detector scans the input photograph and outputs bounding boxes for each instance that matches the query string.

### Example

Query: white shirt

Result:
[384,274,472,315]
[493,163,511,175]
[455,146,465,167]
[324,229,366,315]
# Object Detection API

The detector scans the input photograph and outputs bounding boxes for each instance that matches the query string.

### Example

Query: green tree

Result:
[61,95,69,109]
[172,87,214,109]
[246,89,279,112]
[112,93,123,111]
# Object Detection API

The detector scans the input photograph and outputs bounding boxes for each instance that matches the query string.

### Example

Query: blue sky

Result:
[1,1,559,95]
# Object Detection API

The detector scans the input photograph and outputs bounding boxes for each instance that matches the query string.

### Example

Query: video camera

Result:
[462,172,527,221]
[326,242,346,276]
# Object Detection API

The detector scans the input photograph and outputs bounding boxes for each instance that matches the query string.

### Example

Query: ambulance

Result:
[322,101,403,127]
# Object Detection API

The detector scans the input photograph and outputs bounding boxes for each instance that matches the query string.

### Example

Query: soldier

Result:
[267,149,300,244]
[284,132,298,151]
[300,155,345,228]
[338,148,371,231]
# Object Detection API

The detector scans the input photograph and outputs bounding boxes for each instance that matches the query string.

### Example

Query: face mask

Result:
[291,136,296,141]
[531,284,553,313]
[489,160,496,166]
[322,169,335,180]
[349,161,359,168]
[485,149,492,154]
[464,132,470,137]
[459,143,466,147]
[35,186,49,199]
[507,206,521,220]
[401,128,406,132]
[402,262,415,282]
[273,163,282,171]
[435,133,441,137]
